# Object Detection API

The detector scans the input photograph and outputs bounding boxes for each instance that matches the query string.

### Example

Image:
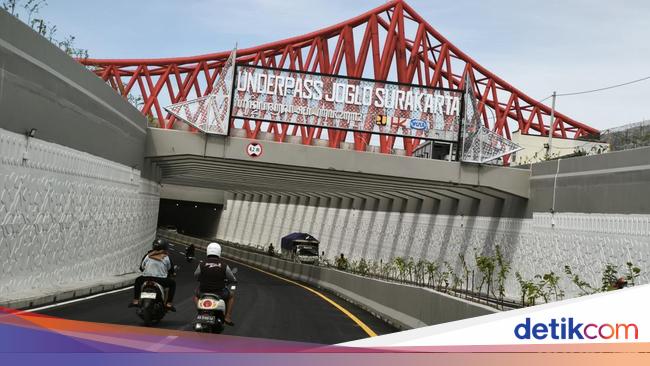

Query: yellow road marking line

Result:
[226,257,378,337]
[188,244,377,337]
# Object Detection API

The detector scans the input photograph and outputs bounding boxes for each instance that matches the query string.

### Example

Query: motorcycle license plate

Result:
[140,292,156,299]
[196,314,216,324]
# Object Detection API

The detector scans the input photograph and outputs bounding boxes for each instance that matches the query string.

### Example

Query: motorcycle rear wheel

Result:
[141,300,154,326]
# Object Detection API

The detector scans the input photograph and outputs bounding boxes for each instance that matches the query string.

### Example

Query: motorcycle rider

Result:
[140,238,176,272]
[186,243,196,259]
[194,242,237,326]
[129,238,177,311]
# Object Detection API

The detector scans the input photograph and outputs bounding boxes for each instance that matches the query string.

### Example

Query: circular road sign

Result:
[246,142,263,158]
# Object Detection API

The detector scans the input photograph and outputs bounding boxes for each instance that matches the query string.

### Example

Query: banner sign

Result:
[460,74,522,163]
[231,65,464,141]
[164,48,236,135]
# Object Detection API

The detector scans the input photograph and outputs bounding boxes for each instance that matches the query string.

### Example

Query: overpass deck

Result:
[146,128,530,201]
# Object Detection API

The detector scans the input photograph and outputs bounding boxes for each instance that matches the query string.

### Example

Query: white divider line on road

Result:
[26,286,134,312]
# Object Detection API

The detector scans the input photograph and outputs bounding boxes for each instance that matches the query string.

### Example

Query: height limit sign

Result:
[246,141,263,158]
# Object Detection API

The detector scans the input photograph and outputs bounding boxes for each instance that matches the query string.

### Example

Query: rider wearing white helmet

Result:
[194,242,237,325]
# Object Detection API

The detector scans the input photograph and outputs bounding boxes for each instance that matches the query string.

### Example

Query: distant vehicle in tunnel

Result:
[281,233,320,265]
[186,244,195,262]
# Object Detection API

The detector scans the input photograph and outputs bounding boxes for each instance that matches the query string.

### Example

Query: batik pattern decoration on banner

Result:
[164,48,237,135]
[231,65,464,142]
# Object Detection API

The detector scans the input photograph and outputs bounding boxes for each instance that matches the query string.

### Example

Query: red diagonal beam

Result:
[78,0,598,160]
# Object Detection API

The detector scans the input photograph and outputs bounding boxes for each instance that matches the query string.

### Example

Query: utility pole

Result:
[547,91,557,157]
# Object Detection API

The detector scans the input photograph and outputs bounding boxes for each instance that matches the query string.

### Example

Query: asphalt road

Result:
[36,242,396,344]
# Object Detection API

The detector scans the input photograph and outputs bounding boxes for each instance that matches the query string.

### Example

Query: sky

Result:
[15,0,650,130]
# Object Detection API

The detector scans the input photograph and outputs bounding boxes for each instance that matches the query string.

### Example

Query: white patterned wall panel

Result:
[226,198,243,242]
[293,203,306,233]
[254,198,269,246]
[216,194,650,299]
[321,203,338,259]
[215,197,229,239]
[264,200,277,247]
[269,200,285,248]
[0,128,159,298]
[238,197,253,244]
[302,202,316,235]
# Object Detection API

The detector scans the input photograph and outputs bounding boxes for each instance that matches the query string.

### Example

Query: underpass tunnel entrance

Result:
[157,199,223,238]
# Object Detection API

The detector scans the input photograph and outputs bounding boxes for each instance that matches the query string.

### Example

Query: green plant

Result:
[355,258,370,276]
[436,261,451,290]
[546,271,564,301]
[494,245,511,304]
[414,260,427,285]
[425,261,439,287]
[378,259,389,278]
[3,0,90,59]
[601,262,642,290]
[515,272,541,306]
[393,257,407,282]
[475,252,496,297]
[368,260,380,277]
[535,271,564,303]
[406,257,415,282]
[446,261,462,291]
[382,259,396,279]
[335,255,349,271]
[624,262,641,285]
[600,263,619,291]
[459,254,471,293]
[564,265,598,295]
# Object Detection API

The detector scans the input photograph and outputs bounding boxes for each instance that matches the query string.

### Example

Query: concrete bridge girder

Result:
[146,129,530,199]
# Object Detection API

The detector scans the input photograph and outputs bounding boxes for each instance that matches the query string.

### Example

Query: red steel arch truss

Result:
[80,0,598,156]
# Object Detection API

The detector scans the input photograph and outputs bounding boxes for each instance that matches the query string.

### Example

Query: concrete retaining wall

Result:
[215,193,650,300]
[0,128,159,302]
[530,147,650,214]
[0,9,147,171]
[158,230,496,329]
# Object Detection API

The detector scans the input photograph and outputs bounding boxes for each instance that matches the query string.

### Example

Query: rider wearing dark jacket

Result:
[186,244,196,259]
[194,242,237,325]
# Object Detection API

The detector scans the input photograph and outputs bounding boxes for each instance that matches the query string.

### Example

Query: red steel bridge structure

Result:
[80,0,598,156]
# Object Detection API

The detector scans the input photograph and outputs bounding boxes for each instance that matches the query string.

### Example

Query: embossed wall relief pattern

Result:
[216,196,650,299]
[0,128,160,297]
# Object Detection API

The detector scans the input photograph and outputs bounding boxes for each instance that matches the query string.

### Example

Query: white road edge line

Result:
[26,286,134,312]
[26,245,190,313]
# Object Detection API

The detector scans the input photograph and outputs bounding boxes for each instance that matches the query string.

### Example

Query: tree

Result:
[494,245,511,306]
[393,257,407,282]
[475,252,496,297]
[515,272,541,307]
